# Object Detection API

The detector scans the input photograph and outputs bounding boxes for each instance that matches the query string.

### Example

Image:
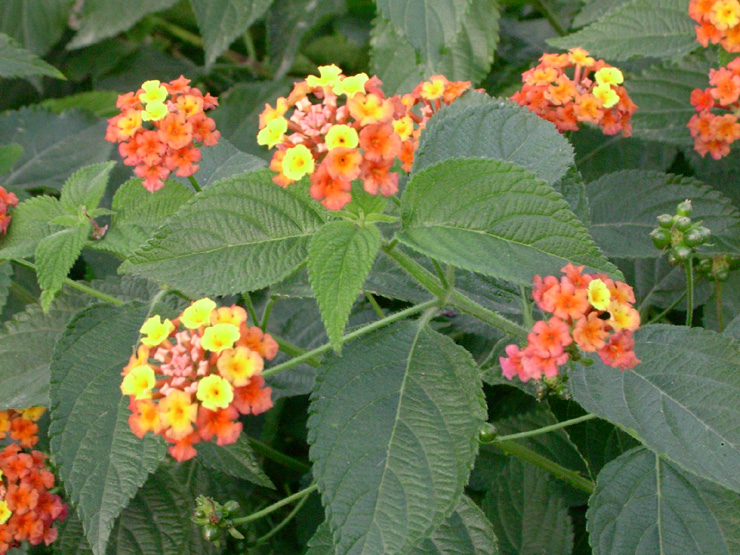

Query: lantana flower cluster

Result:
[258,64,471,210]
[0,187,18,235]
[500,264,641,383]
[105,76,220,192]
[510,48,637,136]
[0,408,44,449]
[690,0,740,51]
[121,299,278,462]
[687,58,740,159]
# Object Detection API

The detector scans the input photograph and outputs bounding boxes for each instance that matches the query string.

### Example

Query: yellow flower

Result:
[568,48,595,67]
[306,64,343,89]
[281,144,315,181]
[420,77,446,100]
[21,406,46,422]
[325,124,360,150]
[181,298,217,329]
[334,73,369,97]
[140,315,175,347]
[176,94,204,117]
[217,347,264,387]
[587,279,611,311]
[594,67,624,86]
[257,117,288,149]
[593,83,620,109]
[608,302,641,332]
[121,365,156,400]
[201,323,241,353]
[116,110,142,138]
[210,306,248,326]
[710,0,740,30]
[392,116,414,141]
[140,80,168,104]
[158,390,197,440]
[141,100,168,122]
[0,501,11,525]
[196,374,234,411]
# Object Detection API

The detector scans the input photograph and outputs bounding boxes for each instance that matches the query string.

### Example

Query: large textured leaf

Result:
[0,108,113,192]
[178,138,265,189]
[191,0,275,66]
[412,96,574,186]
[41,91,119,118]
[36,225,89,311]
[196,435,273,488]
[59,162,115,214]
[50,303,168,555]
[548,0,697,61]
[308,320,486,555]
[569,324,740,494]
[587,170,740,258]
[0,196,64,259]
[120,170,326,295]
[588,447,740,555]
[0,0,71,55]
[0,143,23,174]
[0,32,65,79]
[68,0,179,49]
[399,158,619,285]
[308,221,381,351]
[572,0,632,28]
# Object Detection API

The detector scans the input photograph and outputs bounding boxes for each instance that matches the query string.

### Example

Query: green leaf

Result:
[0,196,65,259]
[369,16,423,96]
[196,435,274,488]
[569,324,740,494]
[36,225,89,311]
[190,0,275,66]
[588,447,740,555]
[587,170,740,258]
[59,161,116,214]
[399,158,620,286]
[572,0,632,28]
[121,170,326,296]
[97,178,194,259]
[68,0,180,49]
[482,456,573,555]
[412,95,575,186]
[0,107,113,192]
[0,292,87,410]
[552,167,591,226]
[308,221,382,351]
[0,143,23,175]
[49,303,168,555]
[0,0,72,55]
[40,91,119,118]
[0,261,13,315]
[308,320,486,555]
[181,139,265,189]
[55,511,94,555]
[547,0,697,61]
[0,32,65,79]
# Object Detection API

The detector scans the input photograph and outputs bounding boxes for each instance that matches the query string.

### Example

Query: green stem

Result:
[364,291,385,319]
[491,413,598,443]
[716,279,724,332]
[149,15,204,48]
[231,484,318,526]
[261,297,277,331]
[262,299,440,378]
[494,440,594,494]
[243,30,257,62]
[646,291,686,325]
[685,259,694,327]
[254,486,312,546]
[247,437,311,474]
[432,259,449,289]
[272,336,321,367]
[9,282,37,304]
[532,0,568,36]
[188,175,202,192]
[242,292,260,327]
[520,285,534,329]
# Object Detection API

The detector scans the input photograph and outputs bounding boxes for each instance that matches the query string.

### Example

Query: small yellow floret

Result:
[594,67,624,86]
[593,83,620,109]
[282,144,315,181]
[306,64,343,89]
[140,316,175,347]
[196,374,234,411]
[587,279,611,311]
[140,80,168,104]
[325,124,359,150]
[334,73,369,97]
[121,365,156,400]
[568,48,595,67]
[21,406,46,421]
[217,347,263,387]
[181,298,217,329]
[141,100,168,122]
[0,501,11,525]
[608,302,641,332]
[392,117,414,141]
[710,0,740,30]
[201,323,241,353]
[257,117,288,149]
[117,110,142,138]
[420,78,445,100]
[158,390,197,440]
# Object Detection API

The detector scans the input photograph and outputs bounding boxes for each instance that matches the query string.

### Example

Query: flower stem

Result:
[188,175,202,192]
[260,297,277,330]
[646,291,686,325]
[532,0,568,36]
[716,279,724,332]
[519,285,534,329]
[231,483,318,526]
[364,291,385,318]
[242,292,260,327]
[684,259,694,327]
[247,437,311,474]
[490,413,598,443]
[253,486,312,546]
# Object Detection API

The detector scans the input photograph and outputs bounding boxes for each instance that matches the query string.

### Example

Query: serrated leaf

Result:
[0,196,65,259]
[0,262,11,316]
[196,435,274,488]
[308,320,486,555]
[59,161,116,214]
[587,170,740,258]
[0,107,113,192]
[41,91,119,118]
[569,324,740,494]
[0,32,65,79]
[97,178,194,259]
[120,170,326,296]
[0,0,71,55]
[50,303,168,555]
[369,16,423,96]
[55,511,94,555]
[588,447,740,555]
[178,138,265,189]
[308,221,381,351]
[0,143,23,175]
[191,0,275,66]
[399,158,619,286]
[572,0,632,28]
[547,0,697,61]
[68,0,180,49]
[552,167,590,226]
[36,225,89,311]
[412,96,574,186]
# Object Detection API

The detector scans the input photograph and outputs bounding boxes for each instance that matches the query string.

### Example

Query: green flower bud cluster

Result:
[650,200,711,264]
[696,254,740,282]
[192,495,244,545]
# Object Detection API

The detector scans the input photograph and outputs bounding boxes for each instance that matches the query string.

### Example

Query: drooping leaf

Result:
[368,16,422,96]
[399,158,620,285]
[307,221,382,351]
[121,170,326,295]
[59,161,116,214]
[547,0,697,61]
[196,435,274,488]
[588,447,740,555]
[40,91,119,117]
[0,32,65,79]
[587,170,740,258]
[412,96,574,186]
[190,0,275,66]
[569,324,740,494]
[36,225,89,311]
[0,143,23,175]
[552,167,591,226]
[50,303,168,555]
[308,320,486,555]
[0,0,72,55]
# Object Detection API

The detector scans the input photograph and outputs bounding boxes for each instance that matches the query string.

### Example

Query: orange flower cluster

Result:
[0,187,18,235]
[690,0,740,51]
[121,299,278,462]
[0,408,44,449]
[687,58,740,159]
[258,65,471,210]
[500,264,641,383]
[105,76,220,192]
[0,444,66,553]
[510,48,637,136]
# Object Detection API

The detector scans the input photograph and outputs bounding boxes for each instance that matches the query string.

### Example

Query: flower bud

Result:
[676,200,693,218]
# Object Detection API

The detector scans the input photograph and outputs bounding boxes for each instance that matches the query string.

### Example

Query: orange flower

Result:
[359,122,401,162]
[323,147,362,180]
[360,158,399,196]
[573,312,609,352]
